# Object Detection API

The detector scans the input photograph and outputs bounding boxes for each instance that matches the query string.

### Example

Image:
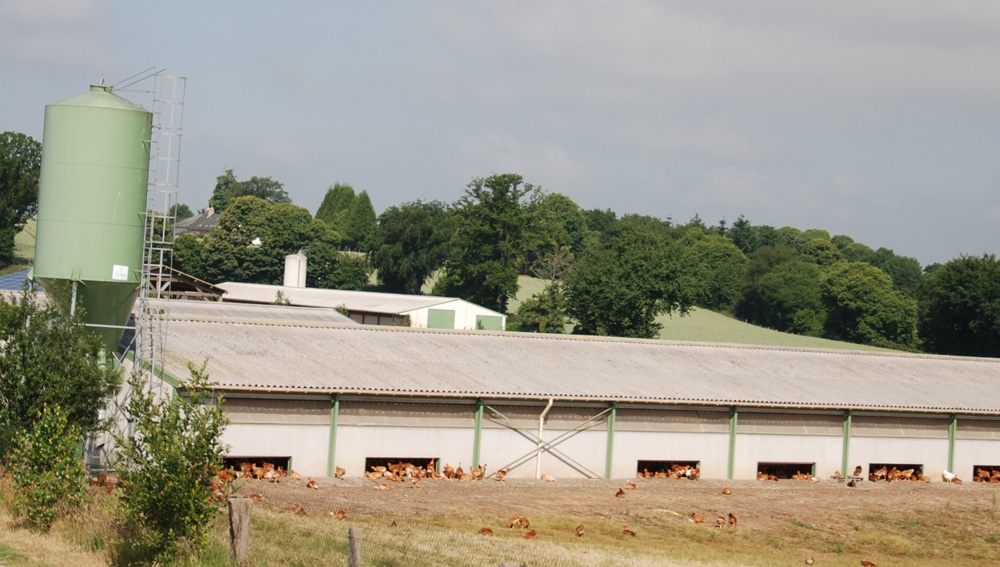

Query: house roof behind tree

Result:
[173,207,220,236]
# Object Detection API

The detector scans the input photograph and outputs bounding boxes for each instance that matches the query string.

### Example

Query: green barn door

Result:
[427,309,456,329]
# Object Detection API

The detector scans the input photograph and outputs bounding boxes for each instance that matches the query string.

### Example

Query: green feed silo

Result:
[33,84,152,350]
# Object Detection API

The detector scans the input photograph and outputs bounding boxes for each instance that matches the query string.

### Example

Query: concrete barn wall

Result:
[220,397,1000,481]
[477,427,607,480]
[734,434,843,479]
[336,425,474,478]
[222,423,330,475]
[952,439,1000,479]
[848,437,950,476]
[614,431,730,479]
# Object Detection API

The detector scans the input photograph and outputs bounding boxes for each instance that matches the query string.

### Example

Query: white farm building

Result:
[147,299,1000,483]
[217,281,507,331]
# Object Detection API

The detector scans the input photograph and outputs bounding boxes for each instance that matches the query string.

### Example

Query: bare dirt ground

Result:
[233,473,998,534]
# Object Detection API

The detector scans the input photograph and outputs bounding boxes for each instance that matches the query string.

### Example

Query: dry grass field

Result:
[3,467,1000,566]
[221,474,1000,567]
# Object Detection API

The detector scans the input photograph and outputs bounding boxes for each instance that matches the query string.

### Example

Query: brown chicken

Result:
[471,464,487,480]
[721,487,732,495]
[479,527,494,536]
[289,470,302,480]
[860,562,876,567]
[615,488,626,498]
[335,466,346,479]
[715,515,727,528]
[520,529,537,539]
[575,524,585,537]
[691,512,707,524]
[374,483,391,491]
[507,515,522,529]
[728,512,737,527]
[805,555,814,565]
[622,525,636,536]
[249,493,264,502]
[333,508,349,520]
[305,477,318,489]
[625,480,637,490]
[496,467,510,482]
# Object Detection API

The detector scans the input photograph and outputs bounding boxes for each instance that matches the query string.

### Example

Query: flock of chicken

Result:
[637,463,700,480]
[359,460,517,489]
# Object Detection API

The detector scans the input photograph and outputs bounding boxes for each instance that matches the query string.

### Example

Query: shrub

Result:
[112,362,229,565]
[8,404,87,531]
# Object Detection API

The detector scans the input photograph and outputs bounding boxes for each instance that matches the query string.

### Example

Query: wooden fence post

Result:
[228,497,252,565]
[348,527,363,567]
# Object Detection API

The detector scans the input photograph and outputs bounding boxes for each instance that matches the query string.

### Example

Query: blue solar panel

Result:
[0,269,32,291]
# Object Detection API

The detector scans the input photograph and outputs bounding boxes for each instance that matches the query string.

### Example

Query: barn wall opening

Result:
[867,463,925,482]
[364,457,439,475]
[757,462,816,480]
[223,455,291,475]
[973,465,1000,482]
[636,460,700,479]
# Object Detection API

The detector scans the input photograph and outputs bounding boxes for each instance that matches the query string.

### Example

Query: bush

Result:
[112,362,229,565]
[8,404,87,531]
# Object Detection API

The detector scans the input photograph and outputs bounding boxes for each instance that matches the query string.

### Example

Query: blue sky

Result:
[3,0,999,266]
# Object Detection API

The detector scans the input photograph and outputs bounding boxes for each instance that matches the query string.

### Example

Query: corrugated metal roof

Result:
[155,308,1000,414]
[0,270,32,291]
[217,282,503,315]
[146,298,358,326]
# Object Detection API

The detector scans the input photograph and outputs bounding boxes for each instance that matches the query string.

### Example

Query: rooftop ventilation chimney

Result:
[284,252,307,288]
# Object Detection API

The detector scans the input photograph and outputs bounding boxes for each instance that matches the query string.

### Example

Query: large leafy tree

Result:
[869,247,923,298]
[179,196,340,285]
[304,243,370,290]
[315,184,376,251]
[919,254,1000,358]
[754,260,826,336]
[370,200,452,294]
[0,289,120,456]
[435,174,540,313]
[565,215,693,338]
[0,132,42,266]
[207,169,291,213]
[509,283,567,333]
[315,183,356,229]
[344,190,377,251]
[526,193,594,269]
[673,228,748,312]
[821,261,919,350]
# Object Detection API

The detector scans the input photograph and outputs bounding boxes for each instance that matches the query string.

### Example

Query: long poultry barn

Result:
[148,299,1000,482]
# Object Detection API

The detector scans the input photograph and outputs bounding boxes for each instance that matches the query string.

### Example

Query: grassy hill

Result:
[513,275,888,352]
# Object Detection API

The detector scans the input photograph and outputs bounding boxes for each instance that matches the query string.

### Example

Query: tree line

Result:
[0,130,995,357]
[171,170,998,358]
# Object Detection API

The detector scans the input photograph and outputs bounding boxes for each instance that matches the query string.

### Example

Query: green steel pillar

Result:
[841,410,852,477]
[473,399,484,468]
[727,406,738,480]
[326,394,340,477]
[605,402,617,479]
[948,414,957,473]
